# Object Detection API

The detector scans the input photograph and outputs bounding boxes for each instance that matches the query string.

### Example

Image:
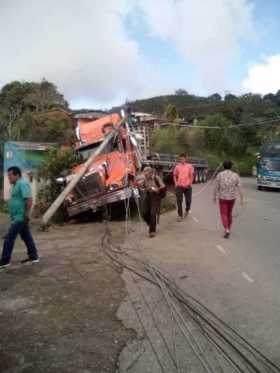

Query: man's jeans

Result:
[176,186,192,217]
[1,221,38,264]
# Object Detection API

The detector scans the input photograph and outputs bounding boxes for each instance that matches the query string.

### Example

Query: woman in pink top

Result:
[173,154,194,221]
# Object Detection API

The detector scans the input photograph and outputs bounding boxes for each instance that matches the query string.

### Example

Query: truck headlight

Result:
[56,177,65,184]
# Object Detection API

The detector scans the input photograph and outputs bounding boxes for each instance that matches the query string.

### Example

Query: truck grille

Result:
[74,172,104,198]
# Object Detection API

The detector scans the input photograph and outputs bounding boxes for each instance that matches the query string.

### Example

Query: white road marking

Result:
[242,272,254,283]
[216,245,226,254]
[192,217,199,223]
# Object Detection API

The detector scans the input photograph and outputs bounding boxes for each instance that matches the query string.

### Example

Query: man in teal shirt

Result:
[0,166,39,268]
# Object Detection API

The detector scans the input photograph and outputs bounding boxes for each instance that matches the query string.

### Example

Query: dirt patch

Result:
[0,219,134,373]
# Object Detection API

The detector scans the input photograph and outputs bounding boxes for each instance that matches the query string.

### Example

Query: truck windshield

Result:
[78,143,101,161]
[261,159,280,171]
[77,135,120,161]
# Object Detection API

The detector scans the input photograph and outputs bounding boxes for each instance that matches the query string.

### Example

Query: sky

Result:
[1,0,280,109]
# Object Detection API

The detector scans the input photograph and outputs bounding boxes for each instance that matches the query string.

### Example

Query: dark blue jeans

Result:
[1,221,38,264]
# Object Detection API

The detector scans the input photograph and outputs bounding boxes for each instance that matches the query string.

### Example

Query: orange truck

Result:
[58,113,141,217]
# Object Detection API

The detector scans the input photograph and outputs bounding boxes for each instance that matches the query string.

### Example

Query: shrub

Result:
[233,155,255,176]
[36,147,79,221]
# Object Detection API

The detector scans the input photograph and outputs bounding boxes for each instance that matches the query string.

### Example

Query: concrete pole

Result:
[41,129,118,226]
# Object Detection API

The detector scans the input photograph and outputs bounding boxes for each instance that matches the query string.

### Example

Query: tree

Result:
[0,81,32,139]
[0,79,68,141]
[208,93,222,101]
[175,89,189,96]
[224,93,237,101]
[151,127,184,154]
[221,100,243,124]
[36,147,79,217]
[28,110,75,144]
[203,114,230,152]
[23,79,68,113]
[164,103,178,120]
[263,93,275,102]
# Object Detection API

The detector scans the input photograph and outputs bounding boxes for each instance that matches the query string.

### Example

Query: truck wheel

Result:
[257,186,263,191]
[203,170,207,183]
[193,172,196,184]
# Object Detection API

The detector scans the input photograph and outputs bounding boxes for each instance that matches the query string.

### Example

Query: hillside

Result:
[128,94,219,120]
[124,92,280,125]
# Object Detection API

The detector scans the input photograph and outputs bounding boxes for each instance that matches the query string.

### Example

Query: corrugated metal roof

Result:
[6,142,56,151]
[73,111,107,119]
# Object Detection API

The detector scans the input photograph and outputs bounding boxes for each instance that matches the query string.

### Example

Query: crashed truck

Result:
[56,113,208,218]
[58,113,142,217]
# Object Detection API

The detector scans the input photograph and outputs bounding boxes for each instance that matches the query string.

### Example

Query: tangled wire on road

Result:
[100,220,280,373]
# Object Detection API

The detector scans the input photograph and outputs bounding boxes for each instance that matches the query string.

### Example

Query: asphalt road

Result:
[1,178,280,372]
[118,177,280,372]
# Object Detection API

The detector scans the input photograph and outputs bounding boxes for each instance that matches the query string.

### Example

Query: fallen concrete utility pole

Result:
[41,128,120,226]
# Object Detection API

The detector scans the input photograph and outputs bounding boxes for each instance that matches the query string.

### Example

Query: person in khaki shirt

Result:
[140,167,165,238]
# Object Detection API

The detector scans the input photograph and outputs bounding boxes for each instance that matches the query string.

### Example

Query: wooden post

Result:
[41,129,118,226]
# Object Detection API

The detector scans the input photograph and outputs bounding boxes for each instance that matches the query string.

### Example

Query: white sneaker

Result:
[20,258,40,264]
[0,261,10,269]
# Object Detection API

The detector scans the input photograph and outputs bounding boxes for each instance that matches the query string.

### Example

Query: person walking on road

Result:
[140,167,165,238]
[0,166,39,269]
[213,160,244,238]
[173,154,194,222]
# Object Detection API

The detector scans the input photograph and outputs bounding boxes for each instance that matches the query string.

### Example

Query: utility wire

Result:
[101,218,280,373]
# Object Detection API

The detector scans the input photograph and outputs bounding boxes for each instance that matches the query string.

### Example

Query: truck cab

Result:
[257,142,280,190]
[61,113,140,217]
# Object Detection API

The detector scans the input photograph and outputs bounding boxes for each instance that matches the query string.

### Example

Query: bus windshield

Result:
[261,159,280,171]
[261,143,280,157]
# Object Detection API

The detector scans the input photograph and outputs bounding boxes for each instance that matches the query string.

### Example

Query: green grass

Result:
[160,192,176,213]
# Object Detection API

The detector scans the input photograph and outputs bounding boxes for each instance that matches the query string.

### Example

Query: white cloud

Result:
[138,0,257,92]
[0,0,157,107]
[243,55,280,94]
[0,0,257,107]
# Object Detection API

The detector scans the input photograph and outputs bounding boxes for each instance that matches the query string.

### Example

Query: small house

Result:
[3,142,55,202]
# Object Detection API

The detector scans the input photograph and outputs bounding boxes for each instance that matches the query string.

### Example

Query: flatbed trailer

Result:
[141,153,208,183]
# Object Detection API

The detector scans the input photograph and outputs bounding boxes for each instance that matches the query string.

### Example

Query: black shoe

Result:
[20,257,40,264]
[0,260,10,269]
[223,232,230,239]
